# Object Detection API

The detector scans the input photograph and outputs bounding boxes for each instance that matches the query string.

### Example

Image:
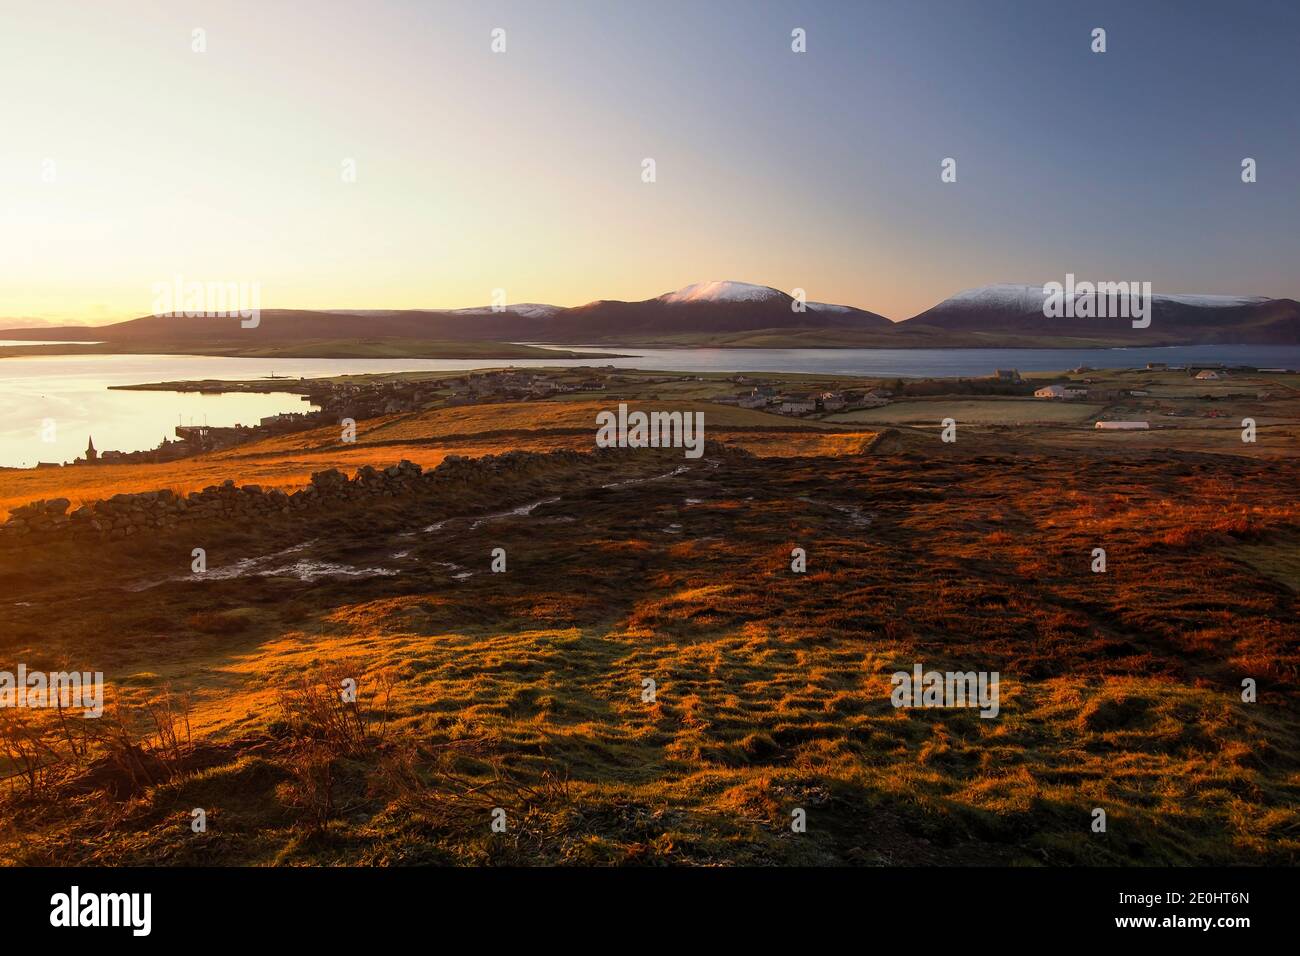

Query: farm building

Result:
[1086,388,1122,401]
[1034,384,1088,400]
[1095,421,1149,430]
[778,395,818,415]
[1195,369,1222,380]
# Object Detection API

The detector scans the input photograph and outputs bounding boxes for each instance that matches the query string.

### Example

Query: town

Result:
[53,365,880,467]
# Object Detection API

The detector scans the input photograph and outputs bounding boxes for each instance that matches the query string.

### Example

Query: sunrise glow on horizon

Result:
[2,0,1299,911]
[4,0,1298,327]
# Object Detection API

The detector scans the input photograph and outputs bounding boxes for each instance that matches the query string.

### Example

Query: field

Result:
[0,400,850,513]
[1,378,1298,867]
[827,398,1106,425]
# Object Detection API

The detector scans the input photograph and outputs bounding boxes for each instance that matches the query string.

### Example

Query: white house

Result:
[1194,369,1222,380]
[259,412,307,426]
[1095,421,1149,430]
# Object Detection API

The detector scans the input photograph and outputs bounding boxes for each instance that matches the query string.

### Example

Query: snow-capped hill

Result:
[449,303,561,319]
[658,281,785,305]
[548,281,892,336]
[1153,293,1270,308]
[944,284,1048,309]
[941,284,1272,311]
[900,283,1299,343]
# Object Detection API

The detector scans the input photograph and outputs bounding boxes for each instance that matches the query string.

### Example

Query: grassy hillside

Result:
[1,444,1296,865]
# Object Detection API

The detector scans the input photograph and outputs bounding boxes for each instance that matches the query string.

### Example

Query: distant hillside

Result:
[540,281,893,341]
[0,310,527,345]
[3,280,1296,350]
[900,284,1300,345]
[0,282,887,348]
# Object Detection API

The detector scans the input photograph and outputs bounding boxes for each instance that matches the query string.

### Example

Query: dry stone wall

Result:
[0,443,745,545]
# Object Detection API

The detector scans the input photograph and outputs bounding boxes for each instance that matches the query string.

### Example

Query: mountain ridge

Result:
[3,281,1296,348]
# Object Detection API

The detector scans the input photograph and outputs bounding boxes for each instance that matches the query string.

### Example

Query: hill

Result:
[4,281,1297,352]
[900,284,1300,346]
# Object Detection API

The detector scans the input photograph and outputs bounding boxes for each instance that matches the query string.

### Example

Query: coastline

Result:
[0,340,628,361]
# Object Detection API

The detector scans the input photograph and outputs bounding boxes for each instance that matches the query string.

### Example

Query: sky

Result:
[1,0,1297,325]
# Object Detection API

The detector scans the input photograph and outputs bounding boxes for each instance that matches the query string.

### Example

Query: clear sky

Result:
[2,0,1296,324]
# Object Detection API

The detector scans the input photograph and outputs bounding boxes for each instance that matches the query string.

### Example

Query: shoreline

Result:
[0,340,630,361]
[5,343,1294,361]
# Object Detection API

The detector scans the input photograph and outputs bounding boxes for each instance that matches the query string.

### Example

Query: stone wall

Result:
[0,443,744,545]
